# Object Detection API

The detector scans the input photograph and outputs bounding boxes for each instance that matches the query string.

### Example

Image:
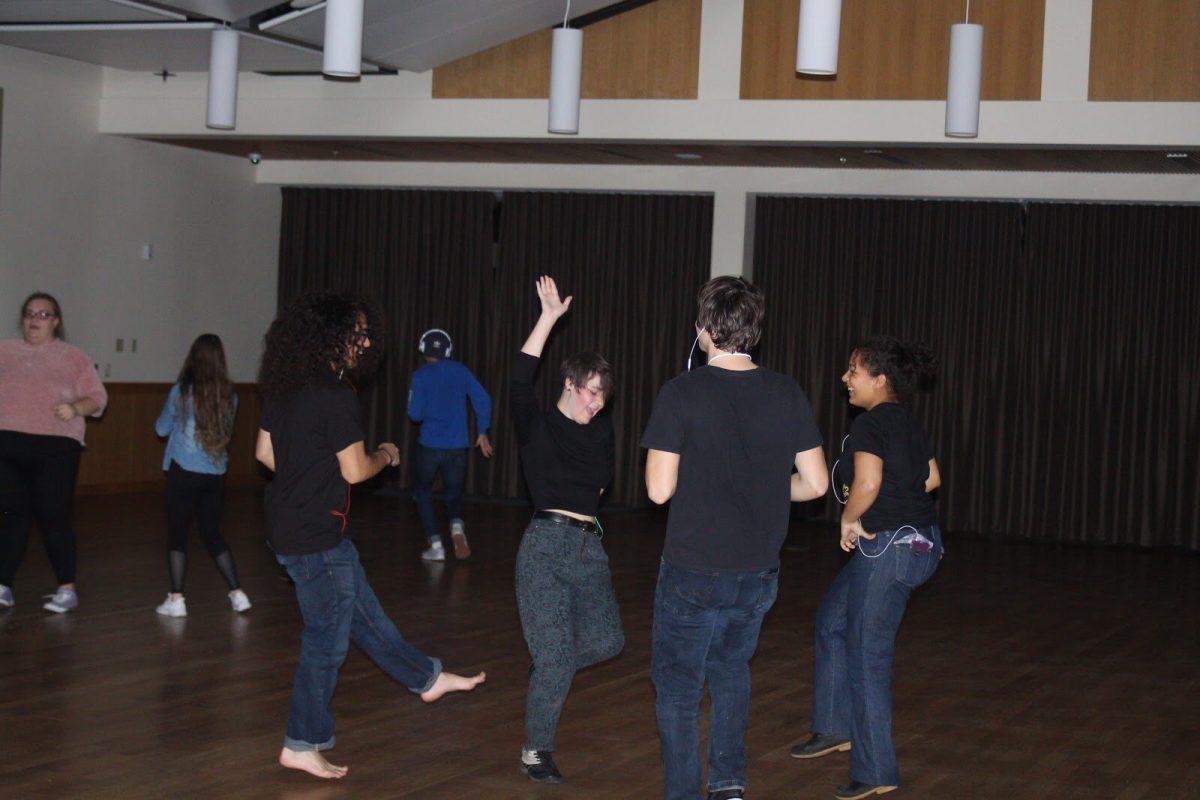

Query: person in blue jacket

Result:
[407,329,493,561]
[153,334,250,617]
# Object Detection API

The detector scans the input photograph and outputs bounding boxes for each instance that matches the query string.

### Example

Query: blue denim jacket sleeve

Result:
[155,383,180,438]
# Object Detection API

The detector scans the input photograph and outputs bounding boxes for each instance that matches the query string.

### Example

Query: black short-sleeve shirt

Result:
[510,353,614,516]
[640,365,823,571]
[260,373,365,555]
[840,402,937,532]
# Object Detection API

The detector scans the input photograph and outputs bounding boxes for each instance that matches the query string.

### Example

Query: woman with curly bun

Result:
[790,336,942,800]
[0,292,107,613]
[153,334,250,618]
[256,292,484,780]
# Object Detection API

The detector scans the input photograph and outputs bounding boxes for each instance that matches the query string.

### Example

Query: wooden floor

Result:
[1,488,1198,800]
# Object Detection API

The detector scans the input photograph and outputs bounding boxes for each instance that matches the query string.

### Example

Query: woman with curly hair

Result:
[256,292,484,780]
[790,336,942,800]
[153,334,250,617]
[0,292,107,613]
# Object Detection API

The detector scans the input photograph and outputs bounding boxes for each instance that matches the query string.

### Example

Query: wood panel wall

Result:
[740,0,1044,100]
[432,0,702,99]
[1089,0,1200,100]
[77,383,264,495]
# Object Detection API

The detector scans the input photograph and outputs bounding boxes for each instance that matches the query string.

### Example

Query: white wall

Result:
[1,45,280,382]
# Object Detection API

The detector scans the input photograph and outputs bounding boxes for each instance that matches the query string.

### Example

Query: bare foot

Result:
[279,747,349,779]
[421,670,486,703]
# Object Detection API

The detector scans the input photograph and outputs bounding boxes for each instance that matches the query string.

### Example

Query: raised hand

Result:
[536,276,573,321]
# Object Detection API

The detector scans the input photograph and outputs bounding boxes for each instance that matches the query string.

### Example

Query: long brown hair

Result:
[178,334,235,458]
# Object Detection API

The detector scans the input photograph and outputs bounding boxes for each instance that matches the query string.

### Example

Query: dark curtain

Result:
[483,191,714,508]
[754,196,1200,550]
[1016,203,1200,548]
[277,188,497,491]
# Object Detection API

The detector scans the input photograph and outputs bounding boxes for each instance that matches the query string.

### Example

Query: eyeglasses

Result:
[23,310,57,321]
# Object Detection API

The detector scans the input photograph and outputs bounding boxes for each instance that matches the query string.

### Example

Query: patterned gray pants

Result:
[515,517,625,751]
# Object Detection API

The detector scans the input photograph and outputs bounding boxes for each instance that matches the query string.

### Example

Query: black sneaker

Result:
[790,733,852,759]
[708,789,745,800]
[521,750,563,784]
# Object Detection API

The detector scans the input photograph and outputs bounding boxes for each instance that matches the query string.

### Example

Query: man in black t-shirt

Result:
[255,293,484,781]
[642,276,828,800]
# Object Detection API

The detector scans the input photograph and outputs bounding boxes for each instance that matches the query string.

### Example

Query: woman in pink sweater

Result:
[0,293,107,612]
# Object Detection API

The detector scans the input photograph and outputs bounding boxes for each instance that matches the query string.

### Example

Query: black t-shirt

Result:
[840,402,937,532]
[260,373,365,555]
[640,365,823,571]
[510,352,614,517]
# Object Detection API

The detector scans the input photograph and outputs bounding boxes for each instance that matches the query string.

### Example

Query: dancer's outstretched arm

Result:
[521,275,572,358]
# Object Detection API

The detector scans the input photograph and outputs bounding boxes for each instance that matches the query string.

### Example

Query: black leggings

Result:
[164,461,238,593]
[0,430,82,587]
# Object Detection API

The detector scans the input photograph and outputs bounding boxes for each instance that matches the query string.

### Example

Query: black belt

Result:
[533,510,599,534]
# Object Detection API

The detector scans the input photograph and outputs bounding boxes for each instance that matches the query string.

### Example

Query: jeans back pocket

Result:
[895,544,938,588]
[658,562,718,618]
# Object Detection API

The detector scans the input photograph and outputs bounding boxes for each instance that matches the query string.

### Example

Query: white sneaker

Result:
[156,594,187,617]
[228,589,252,613]
[43,587,78,613]
[421,541,446,562]
[0,584,13,608]
[450,520,471,559]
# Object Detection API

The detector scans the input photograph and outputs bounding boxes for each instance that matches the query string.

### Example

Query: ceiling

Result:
[0,0,626,73]
[4,2,1196,173]
[139,136,1200,173]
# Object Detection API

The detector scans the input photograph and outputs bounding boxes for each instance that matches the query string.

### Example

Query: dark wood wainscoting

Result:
[77,383,264,495]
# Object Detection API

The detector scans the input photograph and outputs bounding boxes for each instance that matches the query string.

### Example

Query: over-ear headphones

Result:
[418,328,452,357]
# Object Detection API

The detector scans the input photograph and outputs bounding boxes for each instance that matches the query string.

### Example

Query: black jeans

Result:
[0,430,82,586]
[515,516,625,751]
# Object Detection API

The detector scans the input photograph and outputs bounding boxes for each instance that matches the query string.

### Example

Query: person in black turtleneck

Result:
[512,276,624,785]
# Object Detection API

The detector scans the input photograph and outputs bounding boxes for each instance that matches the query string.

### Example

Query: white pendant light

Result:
[323,0,363,78]
[206,28,239,130]
[548,0,583,134]
[945,1,983,138]
[795,0,842,75]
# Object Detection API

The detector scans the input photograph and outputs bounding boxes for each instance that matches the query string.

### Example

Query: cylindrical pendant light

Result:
[548,26,584,134]
[795,0,842,75]
[945,22,984,137]
[323,0,363,78]
[206,28,239,130]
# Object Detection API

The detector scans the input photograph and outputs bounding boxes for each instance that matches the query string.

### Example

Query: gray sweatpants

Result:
[515,516,625,751]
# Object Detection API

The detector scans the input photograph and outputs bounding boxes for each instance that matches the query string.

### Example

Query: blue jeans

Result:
[652,559,779,800]
[412,446,468,544]
[275,538,441,751]
[811,525,943,787]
